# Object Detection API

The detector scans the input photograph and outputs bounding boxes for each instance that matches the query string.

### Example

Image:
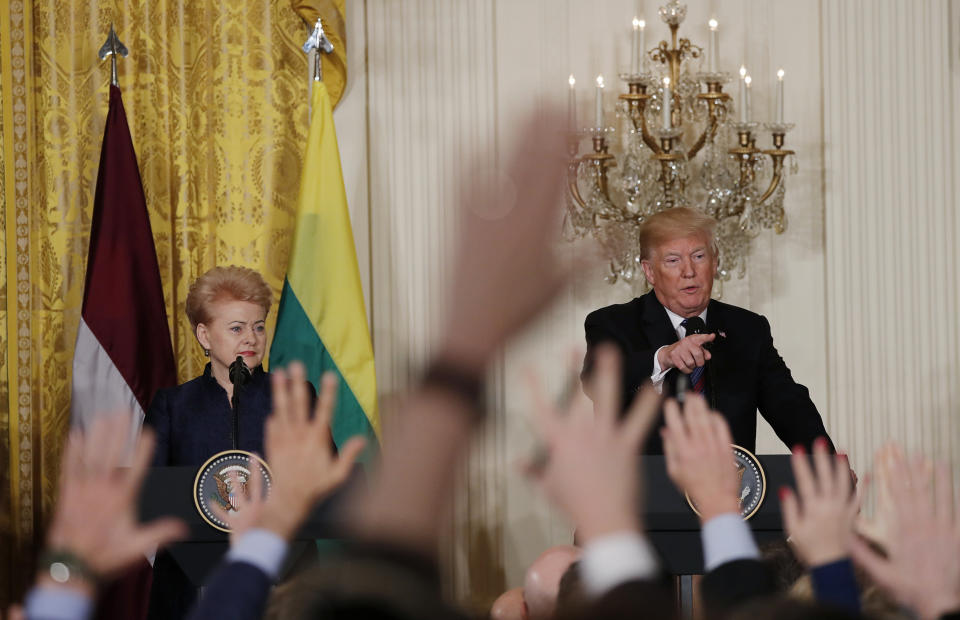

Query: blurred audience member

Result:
[523,346,667,616]
[726,597,863,620]
[850,446,960,620]
[489,587,525,620]
[523,545,580,620]
[23,416,186,620]
[780,439,861,613]
[224,107,573,620]
[660,393,777,617]
[759,539,805,592]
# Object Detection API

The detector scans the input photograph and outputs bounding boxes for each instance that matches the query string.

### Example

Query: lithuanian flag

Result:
[270,80,380,454]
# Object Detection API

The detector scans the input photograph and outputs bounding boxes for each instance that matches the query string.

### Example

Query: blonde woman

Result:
[145,265,277,466]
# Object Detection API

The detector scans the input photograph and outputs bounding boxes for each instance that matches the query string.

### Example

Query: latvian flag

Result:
[71,84,176,453]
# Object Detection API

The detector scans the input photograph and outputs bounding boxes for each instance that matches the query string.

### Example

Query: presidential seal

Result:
[685,445,766,520]
[193,450,272,532]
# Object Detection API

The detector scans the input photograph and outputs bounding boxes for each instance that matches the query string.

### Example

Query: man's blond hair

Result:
[639,207,718,260]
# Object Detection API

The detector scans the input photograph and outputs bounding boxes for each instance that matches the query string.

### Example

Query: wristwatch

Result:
[38,550,98,587]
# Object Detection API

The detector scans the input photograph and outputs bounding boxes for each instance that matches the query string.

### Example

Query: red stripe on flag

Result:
[80,85,176,412]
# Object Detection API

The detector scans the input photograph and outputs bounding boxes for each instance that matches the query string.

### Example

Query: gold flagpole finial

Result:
[302,17,334,82]
[98,25,129,88]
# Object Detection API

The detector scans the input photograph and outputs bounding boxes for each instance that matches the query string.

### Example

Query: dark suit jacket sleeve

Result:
[700,558,777,618]
[186,561,272,620]
[809,559,860,613]
[144,389,171,467]
[583,310,658,396]
[754,316,835,452]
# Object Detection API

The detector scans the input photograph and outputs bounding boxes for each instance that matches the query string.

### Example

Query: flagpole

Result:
[98,25,129,88]
[302,17,333,115]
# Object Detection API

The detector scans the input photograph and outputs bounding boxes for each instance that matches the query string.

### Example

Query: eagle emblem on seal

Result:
[193,450,272,532]
[212,467,250,512]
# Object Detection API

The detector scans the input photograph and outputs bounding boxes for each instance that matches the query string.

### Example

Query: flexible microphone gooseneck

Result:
[228,356,251,450]
[680,316,717,409]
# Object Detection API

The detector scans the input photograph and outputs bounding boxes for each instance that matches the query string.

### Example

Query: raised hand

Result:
[210,463,267,545]
[850,446,960,620]
[780,438,859,567]
[440,108,574,372]
[350,109,582,555]
[259,363,366,540]
[524,345,660,541]
[44,415,186,587]
[661,394,739,521]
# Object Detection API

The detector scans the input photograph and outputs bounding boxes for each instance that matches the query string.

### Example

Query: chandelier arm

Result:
[637,110,663,154]
[757,151,793,204]
[566,159,588,209]
[588,156,616,201]
[757,168,783,205]
[686,112,717,160]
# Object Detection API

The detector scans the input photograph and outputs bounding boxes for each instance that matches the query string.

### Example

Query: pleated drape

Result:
[0,0,345,604]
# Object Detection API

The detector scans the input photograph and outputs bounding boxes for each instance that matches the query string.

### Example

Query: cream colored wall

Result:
[821,0,960,470]
[336,0,960,610]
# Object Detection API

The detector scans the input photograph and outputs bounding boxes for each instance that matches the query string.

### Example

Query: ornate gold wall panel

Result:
[1,0,38,603]
[0,7,12,605]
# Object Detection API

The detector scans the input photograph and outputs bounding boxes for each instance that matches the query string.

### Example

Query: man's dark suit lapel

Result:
[705,299,727,410]
[640,290,678,349]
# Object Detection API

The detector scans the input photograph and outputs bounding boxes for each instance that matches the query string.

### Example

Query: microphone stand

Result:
[228,356,251,450]
[685,319,718,410]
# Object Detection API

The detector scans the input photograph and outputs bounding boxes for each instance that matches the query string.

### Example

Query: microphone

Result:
[228,356,250,450]
[682,316,712,349]
[683,315,707,336]
[229,356,251,387]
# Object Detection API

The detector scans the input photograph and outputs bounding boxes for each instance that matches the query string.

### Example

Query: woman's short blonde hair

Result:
[639,207,718,260]
[185,266,273,328]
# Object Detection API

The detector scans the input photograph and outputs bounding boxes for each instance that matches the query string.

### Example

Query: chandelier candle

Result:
[708,19,718,72]
[638,20,646,71]
[739,65,747,122]
[595,75,604,127]
[568,75,577,130]
[631,18,641,73]
[744,74,752,121]
[662,77,672,129]
[775,69,784,123]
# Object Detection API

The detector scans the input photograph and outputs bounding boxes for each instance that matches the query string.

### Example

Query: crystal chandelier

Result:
[563,0,798,284]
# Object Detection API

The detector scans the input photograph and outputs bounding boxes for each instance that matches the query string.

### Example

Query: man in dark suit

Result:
[583,207,834,454]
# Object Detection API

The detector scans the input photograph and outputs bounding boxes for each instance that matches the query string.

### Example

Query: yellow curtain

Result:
[0,0,345,605]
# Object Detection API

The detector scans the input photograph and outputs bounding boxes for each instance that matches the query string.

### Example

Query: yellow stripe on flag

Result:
[286,81,379,438]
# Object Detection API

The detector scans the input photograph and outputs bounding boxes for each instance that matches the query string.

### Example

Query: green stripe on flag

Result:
[271,279,377,461]
[270,81,379,462]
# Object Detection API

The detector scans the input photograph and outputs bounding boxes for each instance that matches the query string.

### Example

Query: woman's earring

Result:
[204,349,210,357]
